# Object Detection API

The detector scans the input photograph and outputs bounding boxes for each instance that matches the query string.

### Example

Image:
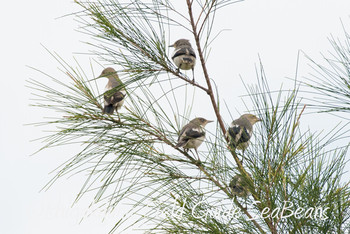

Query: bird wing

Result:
[176,125,205,148]
[238,126,251,144]
[177,124,189,142]
[104,90,125,105]
[184,128,205,139]
[172,47,196,60]
[228,125,251,146]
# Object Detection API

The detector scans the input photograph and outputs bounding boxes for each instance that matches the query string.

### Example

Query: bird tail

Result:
[175,140,186,149]
[103,104,114,114]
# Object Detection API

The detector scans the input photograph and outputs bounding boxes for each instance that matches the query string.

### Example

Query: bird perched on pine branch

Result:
[229,174,251,198]
[226,114,261,162]
[175,117,213,158]
[98,67,126,119]
[169,39,196,81]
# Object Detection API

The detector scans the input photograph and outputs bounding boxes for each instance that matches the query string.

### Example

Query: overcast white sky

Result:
[1,1,350,233]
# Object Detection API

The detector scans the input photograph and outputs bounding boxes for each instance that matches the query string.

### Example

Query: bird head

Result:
[98,67,118,78]
[241,114,261,125]
[97,67,122,85]
[169,39,192,49]
[191,117,213,127]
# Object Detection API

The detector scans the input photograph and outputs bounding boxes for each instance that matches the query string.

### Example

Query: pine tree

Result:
[28,1,350,233]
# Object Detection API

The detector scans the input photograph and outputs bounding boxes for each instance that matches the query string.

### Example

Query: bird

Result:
[169,39,196,81]
[98,67,126,119]
[226,114,261,162]
[229,174,251,198]
[175,117,213,158]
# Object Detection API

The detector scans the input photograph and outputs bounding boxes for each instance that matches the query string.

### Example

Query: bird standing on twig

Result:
[229,174,251,198]
[175,117,213,158]
[226,114,261,163]
[98,67,126,120]
[169,39,196,82]
[229,173,251,209]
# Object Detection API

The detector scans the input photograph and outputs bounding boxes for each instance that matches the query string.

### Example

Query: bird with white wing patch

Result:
[226,114,261,163]
[169,39,196,82]
[175,117,213,159]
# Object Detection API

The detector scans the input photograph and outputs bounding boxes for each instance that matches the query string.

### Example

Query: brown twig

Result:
[186,0,226,138]
[186,1,267,232]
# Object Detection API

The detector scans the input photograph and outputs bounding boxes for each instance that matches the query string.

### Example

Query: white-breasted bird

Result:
[175,117,213,157]
[226,114,261,159]
[229,174,251,198]
[169,39,196,81]
[98,67,126,117]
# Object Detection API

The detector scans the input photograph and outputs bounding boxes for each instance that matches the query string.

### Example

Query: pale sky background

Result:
[1,1,350,233]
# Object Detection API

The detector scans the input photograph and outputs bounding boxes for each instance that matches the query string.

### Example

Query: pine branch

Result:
[28,1,350,233]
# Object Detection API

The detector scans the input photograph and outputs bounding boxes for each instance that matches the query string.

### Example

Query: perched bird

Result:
[98,67,126,118]
[229,174,251,198]
[175,117,213,157]
[226,114,261,162]
[169,39,196,81]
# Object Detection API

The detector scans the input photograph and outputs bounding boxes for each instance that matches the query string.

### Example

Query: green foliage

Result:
[302,23,350,118]
[29,0,350,233]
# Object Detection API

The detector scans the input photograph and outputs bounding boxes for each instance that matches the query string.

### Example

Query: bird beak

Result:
[257,118,262,122]
[169,44,174,47]
[207,120,214,124]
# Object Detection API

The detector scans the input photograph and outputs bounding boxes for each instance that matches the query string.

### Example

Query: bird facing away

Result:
[169,39,196,81]
[175,117,213,157]
[229,174,251,198]
[226,114,261,151]
[98,67,126,117]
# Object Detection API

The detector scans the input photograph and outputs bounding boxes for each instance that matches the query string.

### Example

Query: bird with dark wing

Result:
[229,174,251,198]
[169,39,196,81]
[229,173,252,209]
[175,117,213,158]
[226,114,261,162]
[98,67,126,120]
